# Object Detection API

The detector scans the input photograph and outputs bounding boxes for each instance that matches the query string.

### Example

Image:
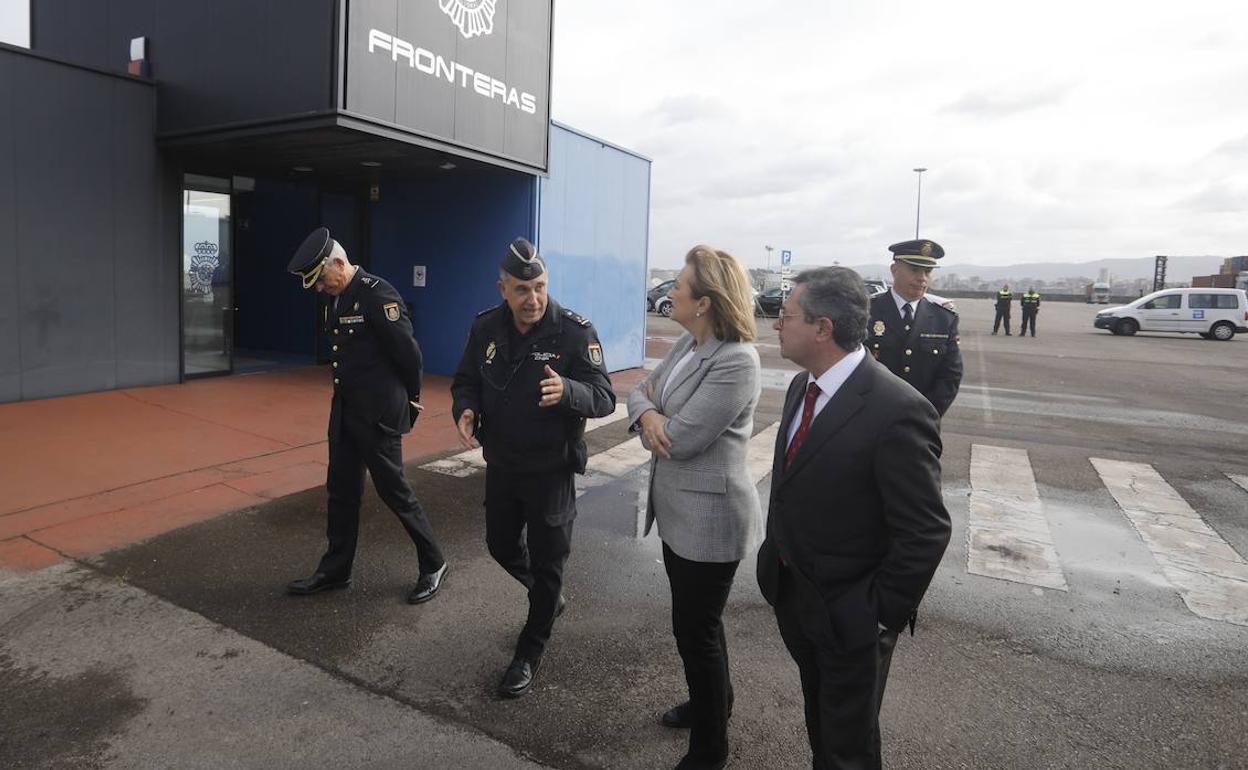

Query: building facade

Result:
[1,0,649,402]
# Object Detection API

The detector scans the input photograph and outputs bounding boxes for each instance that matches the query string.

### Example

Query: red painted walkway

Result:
[0,365,646,573]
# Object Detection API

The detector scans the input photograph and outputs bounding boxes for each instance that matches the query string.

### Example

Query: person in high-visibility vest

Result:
[1019,288,1042,337]
[992,284,1013,335]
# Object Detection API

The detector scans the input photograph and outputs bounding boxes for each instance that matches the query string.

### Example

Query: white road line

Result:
[1228,474,1248,495]
[746,422,780,486]
[967,444,1068,590]
[973,340,994,423]
[1092,458,1248,626]
[421,404,630,477]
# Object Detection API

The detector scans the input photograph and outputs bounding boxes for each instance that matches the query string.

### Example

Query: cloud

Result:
[648,95,732,127]
[942,82,1072,118]
[1176,181,1248,214]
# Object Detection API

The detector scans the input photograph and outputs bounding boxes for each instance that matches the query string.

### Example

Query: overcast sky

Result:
[552,0,1248,269]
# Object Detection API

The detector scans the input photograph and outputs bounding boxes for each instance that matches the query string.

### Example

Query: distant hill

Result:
[835,255,1228,283]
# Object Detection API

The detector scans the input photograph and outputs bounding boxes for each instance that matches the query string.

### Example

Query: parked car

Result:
[755,287,784,317]
[1094,288,1248,340]
[647,279,675,316]
[864,279,889,297]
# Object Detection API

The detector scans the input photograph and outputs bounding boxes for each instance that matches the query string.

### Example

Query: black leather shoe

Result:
[674,754,727,770]
[407,562,448,604]
[286,573,350,596]
[661,700,692,728]
[498,657,539,699]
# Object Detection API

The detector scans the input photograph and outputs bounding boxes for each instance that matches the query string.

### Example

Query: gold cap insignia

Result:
[920,242,932,257]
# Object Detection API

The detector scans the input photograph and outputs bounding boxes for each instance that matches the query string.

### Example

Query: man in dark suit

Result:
[867,240,962,416]
[284,228,448,604]
[758,267,952,770]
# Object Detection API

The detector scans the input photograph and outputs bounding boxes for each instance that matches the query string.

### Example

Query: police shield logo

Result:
[873,320,886,336]
[440,0,497,39]
[383,302,401,322]
[587,342,603,366]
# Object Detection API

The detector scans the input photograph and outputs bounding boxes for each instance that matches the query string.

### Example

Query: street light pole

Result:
[764,245,774,286]
[913,167,927,239]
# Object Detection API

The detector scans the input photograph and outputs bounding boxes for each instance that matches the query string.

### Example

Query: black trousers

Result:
[317,410,444,579]
[485,467,575,662]
[774,567,898,770]
[663,542,740,765]
[993,308,1012,334]
[1020,309,1037,336]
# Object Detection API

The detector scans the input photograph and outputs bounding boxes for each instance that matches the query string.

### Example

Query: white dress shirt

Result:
[785,346,867,448]
[662,347,698,400]
[891,289,918,321]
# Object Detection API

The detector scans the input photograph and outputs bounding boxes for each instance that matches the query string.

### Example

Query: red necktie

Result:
[784,381,822,471]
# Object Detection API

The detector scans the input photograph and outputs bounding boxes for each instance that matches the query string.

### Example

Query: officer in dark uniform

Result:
[992,283,1013,335]
[1019,287,1041,337]
[284,228,448,604]
[451,237,616,699]
[868,239,963,417]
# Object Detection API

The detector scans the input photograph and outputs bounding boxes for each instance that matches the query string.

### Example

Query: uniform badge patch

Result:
[383,302,400,322]
[353,301,359,311]
[485,341,496,364]
[873,320,886,336]
[588,342,603,366]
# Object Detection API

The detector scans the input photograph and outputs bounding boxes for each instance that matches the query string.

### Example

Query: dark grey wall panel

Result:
[15,56,118,399]
[32,0,336,135]
[345,0,551,170]
[1,48,165,403]
[0,56,19,402]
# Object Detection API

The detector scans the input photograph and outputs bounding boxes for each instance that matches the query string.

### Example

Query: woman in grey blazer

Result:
[629,245,762,770]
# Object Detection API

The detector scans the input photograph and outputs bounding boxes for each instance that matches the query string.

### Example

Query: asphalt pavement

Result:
[3,298,1246,769]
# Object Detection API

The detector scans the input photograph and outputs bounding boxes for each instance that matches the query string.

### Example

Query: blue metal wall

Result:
[369,170,537,376]
[538,123,650,372]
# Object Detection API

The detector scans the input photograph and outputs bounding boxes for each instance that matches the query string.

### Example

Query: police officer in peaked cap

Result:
[867,239,964,416]
[284,228,449,603]
[451,237,616,698]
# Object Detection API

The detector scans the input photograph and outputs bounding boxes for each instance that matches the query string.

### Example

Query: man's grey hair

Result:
[793,267,869,352]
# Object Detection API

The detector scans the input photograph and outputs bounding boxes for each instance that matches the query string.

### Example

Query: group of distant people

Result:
[282,229,965,770]
[992,283,1043,337]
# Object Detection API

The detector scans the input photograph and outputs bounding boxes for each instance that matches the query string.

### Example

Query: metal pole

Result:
[913,167,927,238]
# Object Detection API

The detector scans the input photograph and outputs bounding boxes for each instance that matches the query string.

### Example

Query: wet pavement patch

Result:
[0,653,146,769]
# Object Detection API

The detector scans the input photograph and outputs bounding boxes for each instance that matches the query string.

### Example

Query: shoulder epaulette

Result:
[361,275,380,288]
[476,304,502,318]
[561,308,591,327]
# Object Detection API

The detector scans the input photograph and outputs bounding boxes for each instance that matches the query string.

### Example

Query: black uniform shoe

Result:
[286,573,351,596]
[407,562,449,604]
[661,700,692,728]
[498,657,539,699]
[674,754,727,770]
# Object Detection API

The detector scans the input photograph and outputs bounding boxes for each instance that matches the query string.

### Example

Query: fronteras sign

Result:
[345,0,552,171]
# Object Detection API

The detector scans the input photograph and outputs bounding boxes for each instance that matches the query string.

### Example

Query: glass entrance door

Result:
[182,181,233,377]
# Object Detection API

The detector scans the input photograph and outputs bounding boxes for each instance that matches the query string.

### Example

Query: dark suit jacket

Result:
[867,293,962,416]
[757,353,951,653]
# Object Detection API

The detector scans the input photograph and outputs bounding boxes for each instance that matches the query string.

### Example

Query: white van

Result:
[1094,288,1248,340]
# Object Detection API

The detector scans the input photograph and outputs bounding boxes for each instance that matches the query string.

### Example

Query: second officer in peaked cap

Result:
[867,239,963,416]
[451,237,616,699]
[284,227,449,604]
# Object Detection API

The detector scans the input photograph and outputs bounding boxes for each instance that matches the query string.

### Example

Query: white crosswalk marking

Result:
[584,436,651,477]
[1228,474,1248,495]
[1092,458,1248,626]
[421,404,630,477]
[967,444,1068,590]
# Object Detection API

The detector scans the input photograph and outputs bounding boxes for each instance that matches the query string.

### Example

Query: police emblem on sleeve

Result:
[588,342,603,366]
[440,0,496,39]
[873,320,886,336]
[383,302,400,322]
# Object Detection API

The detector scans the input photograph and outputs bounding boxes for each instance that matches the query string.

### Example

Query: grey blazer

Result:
[628,333,763,562]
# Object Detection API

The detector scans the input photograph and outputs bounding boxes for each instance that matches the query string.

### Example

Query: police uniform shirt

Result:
[327,268,423,435]
[451,298,616,474]
[868,291,963,417]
